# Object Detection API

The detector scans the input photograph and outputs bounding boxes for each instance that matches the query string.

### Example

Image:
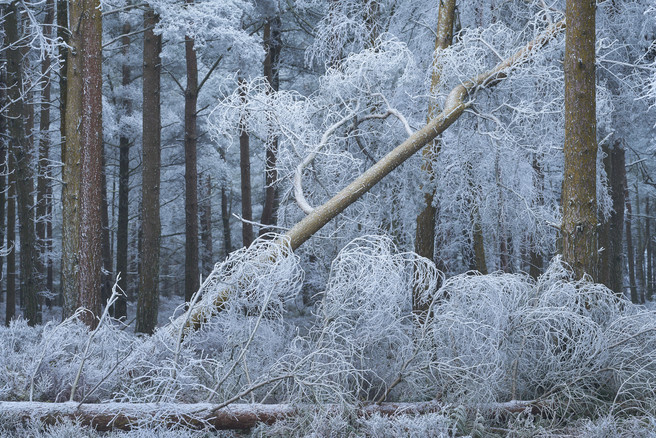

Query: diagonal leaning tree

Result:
[171,19,567,335]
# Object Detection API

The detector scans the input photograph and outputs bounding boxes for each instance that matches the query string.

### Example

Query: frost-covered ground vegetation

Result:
[3,235,656,436]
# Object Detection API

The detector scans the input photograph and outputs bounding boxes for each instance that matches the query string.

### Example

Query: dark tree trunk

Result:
[221,186,232,259]
[529,155,544,279]
[200,174,213,275]
[647,197,653,301]
[561,0,597,280]
[6,3,39,325]
[184,14,200,303]
[259,16,282,236]
[598,143,612,288]
[6,163,15,326]
[114,21,132,321]
[57,0,68,308]
[36,0,55,308]
[137,8,162,333]
[625,174,638,303]
[635,187,646,303]
[607,143,625,296]
[0,41,6,305]
[239,78,253,248]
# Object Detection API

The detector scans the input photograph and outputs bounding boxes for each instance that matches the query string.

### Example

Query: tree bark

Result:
[0,400,540,432]
[57,0,69,308]
[239,78,254,248]
[647,197,653,301]
[184,14,200,303]
[62,0,103,328]
[413,0,455,313]
[607,144,625,296]
[36,0,55,307]
[635,186,646,303]
[561,0,597,280]
[114,23,132,320]
[259,16,282,236]
[111,20,133,319]
[625,174,638,303]
[200,174,213,275]
[137,8,162,334]
[6,3,39,325]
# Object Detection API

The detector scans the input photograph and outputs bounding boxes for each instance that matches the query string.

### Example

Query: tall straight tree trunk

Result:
[115,21,132,321]
[137,8,161,333]
[259,16,282,236]
[239,79,253,248]
[63,0,103,328]
[0,44,7,305]
[200,174,213,275]
[57,0,68,308]
[100,152,112,305]
[646,197,653,301]
[414,0,455,266]
[413,0,456,314]
[6,3,39,325]
[36,0,55,307]
[6,166,15,325]
[607,143,625,296]
[635,187,646,303]
[184,10,200,303]
[625,174,638,302]
[598,143,612,287]
[561,0,597,280]
[112,23,131,317]
[529,155,544,279]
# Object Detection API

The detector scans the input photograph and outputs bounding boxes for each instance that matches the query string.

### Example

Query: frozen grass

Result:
[1,235,656,436]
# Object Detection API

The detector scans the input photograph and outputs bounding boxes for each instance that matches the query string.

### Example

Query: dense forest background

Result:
[0,0,656,436]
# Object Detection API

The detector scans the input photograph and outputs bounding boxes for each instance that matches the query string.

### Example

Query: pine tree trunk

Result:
[57,0,68,308]
[114,22,132,320]
[184,13,200,303]
[221,185,232,258]
[6,3,39,325]
[259,16,282,236]
[36,0,54,307]
[239,78,253,248]
[625,174,638,303]
[6,164,15,325]
[137,8,162,333]
[646,197,653,301]
[0,42,6,305]
[635,187,646,303]
[561,0,597,280]
[62,0,103,327]
[200,175,213,275]
[607,143,625,296]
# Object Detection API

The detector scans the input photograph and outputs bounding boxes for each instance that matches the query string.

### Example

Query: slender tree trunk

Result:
[529,155,544,279]
[6,165,15,325]
[100,152,113,305]
[413,0,455,313]
[259,16,282,236]
[114,21,132,320]
[57,0,68,308]
[200,174,213,275]
[184,15,200,303]
[607,143,625,296]
[36,0,55,307]
[647,197,653,301]
[598,143,612,287]
[561,0,597,280]
[625,174,638,303]
[239,78,254,248]
[6,3,39,325]
[635,186,646,303]
[137,8,162,333]
[0,43,7,305]
[221,185,232,259]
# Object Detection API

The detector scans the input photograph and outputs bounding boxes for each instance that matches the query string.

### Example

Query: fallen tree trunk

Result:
[0,399,543,431]
[168,20,565,334]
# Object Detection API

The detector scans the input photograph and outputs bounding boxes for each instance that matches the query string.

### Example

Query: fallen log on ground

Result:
[0,399,545,431]
[166,19,566,335]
